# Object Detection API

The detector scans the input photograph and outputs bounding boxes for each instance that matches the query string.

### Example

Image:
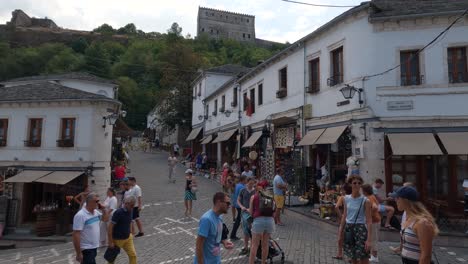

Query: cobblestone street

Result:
[1,150,467,264]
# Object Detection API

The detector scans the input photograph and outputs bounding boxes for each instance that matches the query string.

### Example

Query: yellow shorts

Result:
[274,195,285,209]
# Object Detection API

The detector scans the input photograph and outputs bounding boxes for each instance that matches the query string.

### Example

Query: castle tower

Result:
[197,7,256,43]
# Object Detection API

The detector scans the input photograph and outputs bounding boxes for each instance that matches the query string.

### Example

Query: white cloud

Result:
[0,0,362,43]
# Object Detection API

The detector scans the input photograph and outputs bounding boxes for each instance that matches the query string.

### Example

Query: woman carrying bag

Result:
[339,175,373,264]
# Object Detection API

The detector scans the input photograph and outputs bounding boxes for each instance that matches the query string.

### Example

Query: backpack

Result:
[258,191,275,216]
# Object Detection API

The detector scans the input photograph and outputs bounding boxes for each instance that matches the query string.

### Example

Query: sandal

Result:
[332,256,343,260]
[385,225,397,230]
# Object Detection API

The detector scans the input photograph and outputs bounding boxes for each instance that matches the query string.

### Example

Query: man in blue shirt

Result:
[108,196,137,264]
[230,175,246,240]
[195,192,234,264]
[273,168,288,226]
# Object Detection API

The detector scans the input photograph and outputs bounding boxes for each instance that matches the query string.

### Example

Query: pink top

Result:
[221,168,228,186]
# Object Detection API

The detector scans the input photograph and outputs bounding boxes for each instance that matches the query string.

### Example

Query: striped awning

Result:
[186,127,203,141]
[212,129,237,143]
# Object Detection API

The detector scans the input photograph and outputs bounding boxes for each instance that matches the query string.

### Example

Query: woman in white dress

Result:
[100,188,118,246]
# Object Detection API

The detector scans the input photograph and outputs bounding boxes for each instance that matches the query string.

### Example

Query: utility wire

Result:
[282,0,357,8]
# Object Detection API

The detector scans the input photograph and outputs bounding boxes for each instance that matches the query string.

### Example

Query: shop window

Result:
[232,87,238,107]
[456,155,468,199]
[0,119,8,147]
[426,156,449,200]
[243,33,246,38]
[390,155,418,190]
[329,46,343,86]
[250,88,255,114]
[26,118,42,147]
[258,83,263,105]
[400,50,421,86]
[448,47,468,83]
[308,58,320,93]
[58,118,75,147]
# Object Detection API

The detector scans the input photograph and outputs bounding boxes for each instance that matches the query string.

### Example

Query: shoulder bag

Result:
[344,197,364,246]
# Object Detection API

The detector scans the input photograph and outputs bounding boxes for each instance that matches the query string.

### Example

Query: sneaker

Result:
[370,255,379,262]
[135,232,144,237]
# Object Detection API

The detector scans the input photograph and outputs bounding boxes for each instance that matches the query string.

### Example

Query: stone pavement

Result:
[1,149,467,264]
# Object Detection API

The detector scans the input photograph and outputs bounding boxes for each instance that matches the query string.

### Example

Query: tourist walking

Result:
[194,192,234,264]
[241,164,253,178]
[230,175,247,240]
[339,175,373,264]
[127,177,144,237]
[362,184,382,262]
[333,183,352,260]
[195,153,203,176]
[100,188,118,247]
[221,162,230,192]
[273,168,287,226]
[227,169,237,221]
[168,153,178,183]
[237,177,256,255]
[107,196,138,264]
[184,169,197,217]
[248,182,275,264]
[391,186,439,264]
[72,193,109,264]
[173,143,180,157]
[373,178,395,229]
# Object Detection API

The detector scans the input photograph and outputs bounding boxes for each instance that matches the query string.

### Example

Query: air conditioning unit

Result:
[276,89,287,98]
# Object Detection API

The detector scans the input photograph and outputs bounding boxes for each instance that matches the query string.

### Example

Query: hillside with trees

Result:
[0,22,286,130]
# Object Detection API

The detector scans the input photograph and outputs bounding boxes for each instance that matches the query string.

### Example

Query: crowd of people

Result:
[71,146,441,264]
[72,176,144,264]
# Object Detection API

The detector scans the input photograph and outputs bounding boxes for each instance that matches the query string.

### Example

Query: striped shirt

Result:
[73,208,102,250]
[401,221,421,261]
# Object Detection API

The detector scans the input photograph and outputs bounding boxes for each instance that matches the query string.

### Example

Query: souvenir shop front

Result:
[212,128,238,167]
[298,125,353,203]
[201,134,217,169]
[384,131,468,223]
[241,127,265,179]
[186,127,203,156]
[3,167,89,236]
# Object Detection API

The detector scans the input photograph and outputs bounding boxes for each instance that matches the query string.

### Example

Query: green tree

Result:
[71,38,89,53]
[93,23,116,35]
[46,48,84,73]
[117,23,137,35]
[84,42,111,77]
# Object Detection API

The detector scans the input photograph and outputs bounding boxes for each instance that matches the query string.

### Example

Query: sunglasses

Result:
[352,182,362,185]
[222,201,231,206]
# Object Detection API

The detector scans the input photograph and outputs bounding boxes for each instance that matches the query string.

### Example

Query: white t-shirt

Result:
[73,208,102,250]
[241,170,253,178]
[104,196,118,213]
[173,144,179,152]
[125,185,142,202]
[168,157,178,167]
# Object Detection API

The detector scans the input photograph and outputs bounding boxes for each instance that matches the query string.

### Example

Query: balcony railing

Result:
[0,139,6,147]
[306,84,320,94]
[327,75,343,86]
[231,101,237,107]
[57,139,74,148]
[401,75,424,86]
[276,89,287,99]
[24,139,41,147]
[449,72,468,84]
[219,106,225,113]
[212,111,217,116]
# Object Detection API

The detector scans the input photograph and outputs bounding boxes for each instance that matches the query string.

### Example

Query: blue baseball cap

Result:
[390,186,419,201]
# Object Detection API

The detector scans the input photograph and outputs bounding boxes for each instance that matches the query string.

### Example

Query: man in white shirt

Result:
[72,193,109,264]
[173,143,180,157]
[168,153,178,183]
[241,164,253,179]
[128,177,144,237]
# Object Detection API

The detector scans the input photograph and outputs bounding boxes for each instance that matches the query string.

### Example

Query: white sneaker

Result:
[370,256,379,262]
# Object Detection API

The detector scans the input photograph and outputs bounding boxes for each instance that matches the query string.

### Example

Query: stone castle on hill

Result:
[197,7,282,48]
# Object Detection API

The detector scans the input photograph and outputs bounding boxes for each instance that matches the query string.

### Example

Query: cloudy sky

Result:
[0,0,363,43]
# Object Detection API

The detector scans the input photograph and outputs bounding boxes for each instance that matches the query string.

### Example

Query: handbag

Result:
[344,197,364,246]
[104,246,120,262]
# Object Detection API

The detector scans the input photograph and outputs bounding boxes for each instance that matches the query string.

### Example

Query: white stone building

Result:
[0,73,120,232]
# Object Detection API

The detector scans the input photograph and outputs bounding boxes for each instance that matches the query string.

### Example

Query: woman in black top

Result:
[184,169,197,217]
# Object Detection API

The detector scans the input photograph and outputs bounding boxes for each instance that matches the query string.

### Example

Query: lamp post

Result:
[339,84,364,105]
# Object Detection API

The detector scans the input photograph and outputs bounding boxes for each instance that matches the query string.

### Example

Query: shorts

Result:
[371,223,379,249]
[274,195,285,209]
[251,217,275,234]
[379,204,386,214]
[132,207,140,220]
[241,211,253,236]
[196,164,202,169]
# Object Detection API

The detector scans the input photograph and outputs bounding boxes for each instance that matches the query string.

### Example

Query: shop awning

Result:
[242,131,263,148]
[437,132,468,154]
[186,127,203,141]
[35,171,83,185]
[297,129,325,146]
[4,170,53,183]
[212,129,237,144]
[387,133,443,155]
[201,135,213,145]
[314,125,348,145]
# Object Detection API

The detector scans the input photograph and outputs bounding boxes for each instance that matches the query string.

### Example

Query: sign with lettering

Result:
[387,101,413,111]
[337,100,350,107]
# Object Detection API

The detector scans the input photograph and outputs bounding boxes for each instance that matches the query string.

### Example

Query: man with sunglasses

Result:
[73,192,109,264]
[195,192,234,264]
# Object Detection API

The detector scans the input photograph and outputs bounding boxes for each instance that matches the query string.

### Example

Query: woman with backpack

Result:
[338,175,373,264]
[248,181,274,264]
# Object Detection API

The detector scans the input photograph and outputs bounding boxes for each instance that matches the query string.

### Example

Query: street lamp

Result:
[102,110,126,128]
[224,110,232,117]
[339,84,364,105]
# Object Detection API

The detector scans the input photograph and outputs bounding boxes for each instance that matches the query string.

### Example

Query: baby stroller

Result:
[256,238,285,264]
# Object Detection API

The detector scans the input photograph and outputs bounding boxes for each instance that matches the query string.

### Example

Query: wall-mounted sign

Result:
[387,101,413,111]
[337,100,350,107]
